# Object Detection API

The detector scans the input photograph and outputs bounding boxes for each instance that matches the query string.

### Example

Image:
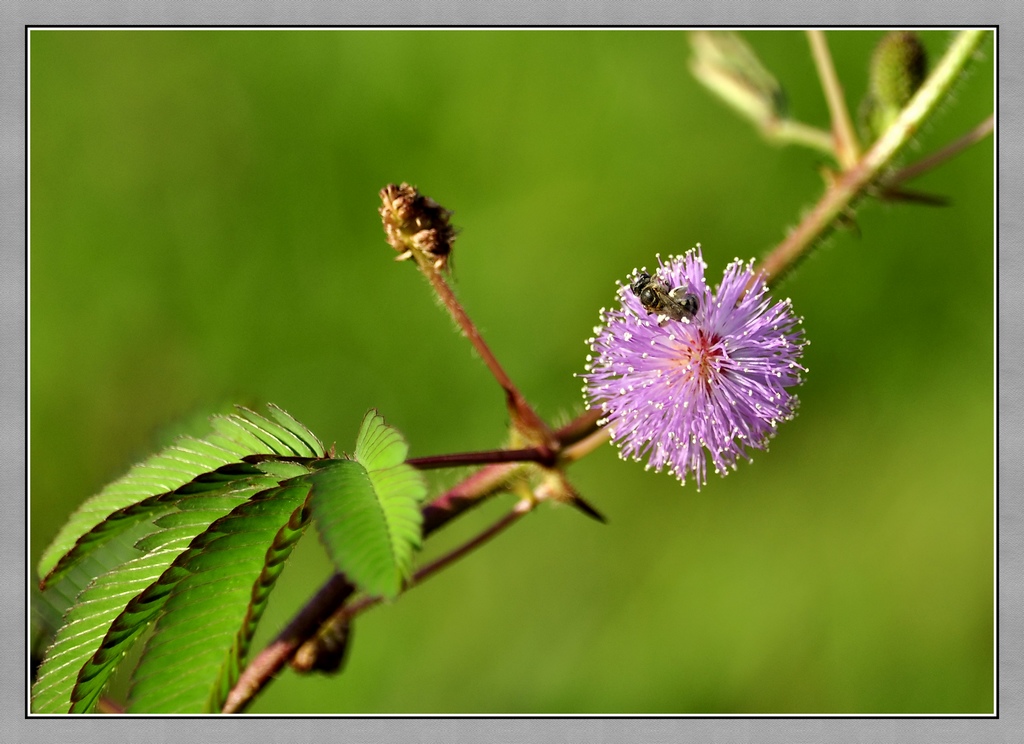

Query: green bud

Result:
[689,31,787,127]
[859,31,928,142]
[871,31,928,108]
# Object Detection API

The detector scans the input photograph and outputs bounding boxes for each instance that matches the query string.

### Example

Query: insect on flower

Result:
[581,245,808,488]
[629,271,699,325]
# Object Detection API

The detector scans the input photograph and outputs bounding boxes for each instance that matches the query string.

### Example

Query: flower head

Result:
[379,183,456,272]
[581,245,807,488]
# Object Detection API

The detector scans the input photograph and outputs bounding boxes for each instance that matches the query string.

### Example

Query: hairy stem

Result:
[223,31,988,714]
[292,498,536,671]
[223,407,604,713]
[226,30,990,716]
[423,267,558,451]
[884,114,993,188]
[807,30,861,168]
[759,29,989,285]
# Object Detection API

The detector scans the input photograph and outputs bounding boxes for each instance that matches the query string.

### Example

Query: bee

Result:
[629,271,699,324]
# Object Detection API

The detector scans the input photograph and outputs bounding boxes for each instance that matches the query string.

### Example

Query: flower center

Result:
[672,328,725,390]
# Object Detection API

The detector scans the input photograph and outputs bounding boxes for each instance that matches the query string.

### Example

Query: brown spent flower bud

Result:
[292,614,353,675]
[379,183,456,272]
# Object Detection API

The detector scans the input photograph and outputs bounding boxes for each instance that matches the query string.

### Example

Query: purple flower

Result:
[581,245,808,488]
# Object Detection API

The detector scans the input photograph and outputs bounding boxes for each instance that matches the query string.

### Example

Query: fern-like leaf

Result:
[38,404,324,587]
[125,474,312,712]
[41,463,257,591]
[31,473,269,713]
[34,405,432,713]
[309,410,427,599]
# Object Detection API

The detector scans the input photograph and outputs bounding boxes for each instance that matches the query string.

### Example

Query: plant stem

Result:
[807,30,861,168]
[97,697,125,714]
[292,498,536,672]
[766,118,836,155]
[223,406,605,713]
[551,406,604,444]
[417,410,604,532]
[222,31,990,714]
[559,424,613,465]
[407,446,557,470]
[221,573,356,713]
[422,266,558,452]
[883,114,994,188]
[758,29,989,285]
[221,465,520,713]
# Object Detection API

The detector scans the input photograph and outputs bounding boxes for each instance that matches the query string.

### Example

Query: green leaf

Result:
[41,463,260,590]
[62,461,314,714]
[33,405,324,713]
[354,408,408,468]
[31,476,268,713]
[233,404,324,458]
[264,403,327,457]
[125,479,312,713]
[309,410,427,599]
[38,441,237,586]
[38,405,324,586]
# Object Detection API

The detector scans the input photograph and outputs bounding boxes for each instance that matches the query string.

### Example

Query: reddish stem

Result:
[222,407,605,713]
[884,114,993,187]
[292,499,534,671]
[422,266,558,452]
[407,446,557,470]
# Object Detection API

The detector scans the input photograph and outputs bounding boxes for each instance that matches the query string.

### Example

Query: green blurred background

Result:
[29,30,994,713]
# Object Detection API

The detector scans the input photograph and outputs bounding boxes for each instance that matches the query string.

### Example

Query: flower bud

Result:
[378,183,456,272]
[689,31,787,127]
[859,32,928,142]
